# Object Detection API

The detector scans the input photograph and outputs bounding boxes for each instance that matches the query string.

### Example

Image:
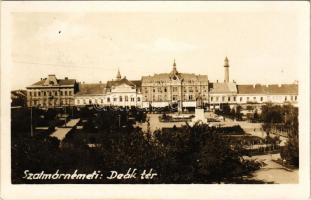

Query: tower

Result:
[224,57,229,83]
[172,59,178,75]
[116,69,121,80]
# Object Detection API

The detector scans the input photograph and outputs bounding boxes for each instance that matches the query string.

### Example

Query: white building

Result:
[74,70,142,108]
[236,84,298,105]
[105,71,142,107]
[209,81,238,109]
[74,83,106,106]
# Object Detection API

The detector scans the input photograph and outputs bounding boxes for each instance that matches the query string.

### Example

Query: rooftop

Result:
[76,83,106,96]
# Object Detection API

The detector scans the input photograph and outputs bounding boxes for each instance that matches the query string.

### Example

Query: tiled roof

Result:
[29,78,76,87]
[76,83,106,96]
[209,82,237,94]
[237,84,267,94]
[106,78,140,88]
[11,90,27,99]
[131,80,142,88]
[267,84,298,95]
[237,84,298,95]
[142,73,208,82]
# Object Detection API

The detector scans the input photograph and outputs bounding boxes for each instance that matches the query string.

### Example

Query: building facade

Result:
[25,58,298,109]
[26,75,78,108]
[141,60,209,109]
[74,83,106,106]
[74,70,142,108]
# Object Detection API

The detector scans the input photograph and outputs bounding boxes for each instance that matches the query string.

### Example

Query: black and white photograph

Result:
[1,1,310,199]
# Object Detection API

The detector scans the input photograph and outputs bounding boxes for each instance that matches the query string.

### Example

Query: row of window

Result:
[28,90,73,97]
[77,96,141,104]
[210,95,298,102]
[29,99,72,106]
[144,94,207,101]
[144,86,207,93]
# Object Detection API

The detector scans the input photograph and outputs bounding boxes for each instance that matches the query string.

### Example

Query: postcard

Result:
[1,1,310,199]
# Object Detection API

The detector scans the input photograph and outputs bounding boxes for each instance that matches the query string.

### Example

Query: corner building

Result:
[26,74,78,108]
[141,60,209,109]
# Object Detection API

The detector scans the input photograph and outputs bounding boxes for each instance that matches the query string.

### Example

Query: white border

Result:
[1,1,310,200]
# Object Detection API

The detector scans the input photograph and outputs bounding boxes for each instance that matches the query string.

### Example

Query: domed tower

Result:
[224,57,229,83]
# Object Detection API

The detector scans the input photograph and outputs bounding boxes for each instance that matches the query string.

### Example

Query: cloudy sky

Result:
[9,2,308,89]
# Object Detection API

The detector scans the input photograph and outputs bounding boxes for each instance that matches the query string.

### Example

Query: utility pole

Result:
[118,114,121,128]
[30,105,33,137]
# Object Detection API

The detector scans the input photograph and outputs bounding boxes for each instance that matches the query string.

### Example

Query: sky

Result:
[9,3,308,90]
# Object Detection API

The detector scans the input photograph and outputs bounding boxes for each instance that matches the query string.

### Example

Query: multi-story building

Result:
[208,57,298,110]
[74,70,142,108]
[105,70,142,107]
[26,58,298,110]
[26,74,78,108]
[141,60,209,110]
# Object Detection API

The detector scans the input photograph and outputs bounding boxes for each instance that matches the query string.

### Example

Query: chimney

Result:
[65,77,68,80]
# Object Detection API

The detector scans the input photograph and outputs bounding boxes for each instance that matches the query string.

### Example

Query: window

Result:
[228,97,231,101]
[54,91,57,96]
[77,99,80,104]
[173,87,178,92]
[60,91,63,95]
[233,97,236,101]
[158,95,162,101]
[189,95,193,100]
[89,100,92,105]
[247,97,250,101]
[83,99,86,104]
[285,96,288,101]
[211,97,213,102]
[95,99,98,104]
[240,97,243,102]
[189,87,193,92]
[173,95,178,101]
[253,97,256,100]
[107,97,110,102]
[69,91,72,96]
[295,96,297,100]
[131,97,134,102]
[222,96,225,102]
[164,88,167,92]
[113,97,117,102]
[260,97,263,101]
[290,96,293,101]
[125,96,128,102]
[38,92,41,96]
[153,89,155,92]
[119,96,123,102]
[216,97,219,101]
[101,99,103,104]
[65,91,68,96]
